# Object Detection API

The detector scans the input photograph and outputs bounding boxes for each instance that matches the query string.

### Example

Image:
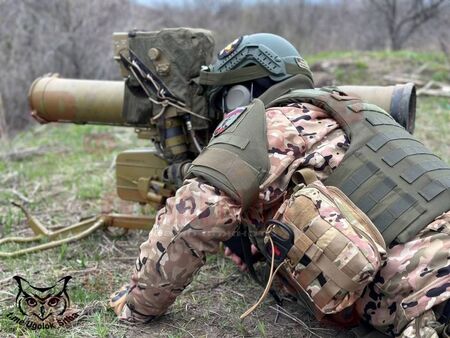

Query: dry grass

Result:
[0,124,350,337]
[0,51,449,337]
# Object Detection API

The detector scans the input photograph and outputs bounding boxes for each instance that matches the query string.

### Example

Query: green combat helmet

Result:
[199,33,314,112]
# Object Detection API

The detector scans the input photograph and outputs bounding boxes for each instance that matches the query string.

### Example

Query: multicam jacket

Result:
[118,103,450,337]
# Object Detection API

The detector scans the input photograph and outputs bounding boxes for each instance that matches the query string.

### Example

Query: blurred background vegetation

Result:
[0,0,449,133]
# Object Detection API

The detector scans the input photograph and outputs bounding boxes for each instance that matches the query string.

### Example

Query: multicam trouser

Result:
[355,211,450,337]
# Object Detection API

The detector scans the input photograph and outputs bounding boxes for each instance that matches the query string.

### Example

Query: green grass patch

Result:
[305,50,448,66]
[305,50,449,85]
[415,97,450,161]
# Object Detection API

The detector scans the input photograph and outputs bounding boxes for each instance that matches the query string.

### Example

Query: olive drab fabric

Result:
[187,86,450,244]
[123,28,215,129]
[258,74,315,105]
[267,88,450,245]
[186,99,270,209]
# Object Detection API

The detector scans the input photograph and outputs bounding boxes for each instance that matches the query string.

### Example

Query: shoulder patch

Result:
[213,107,246,137]
[218,36,242,60]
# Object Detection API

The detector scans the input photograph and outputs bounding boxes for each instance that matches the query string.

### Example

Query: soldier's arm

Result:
[112,177,242,322]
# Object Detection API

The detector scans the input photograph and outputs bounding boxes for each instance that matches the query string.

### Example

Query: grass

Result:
[416,97,450,160]
[0,50,449,337]
[305,50,450,85]
[306,50,448,65]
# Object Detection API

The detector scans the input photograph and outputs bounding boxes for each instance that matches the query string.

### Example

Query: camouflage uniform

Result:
[117,103,450,337]
[355,211,450,337]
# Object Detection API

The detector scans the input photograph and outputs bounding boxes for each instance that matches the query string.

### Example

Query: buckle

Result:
[264,220,294,265]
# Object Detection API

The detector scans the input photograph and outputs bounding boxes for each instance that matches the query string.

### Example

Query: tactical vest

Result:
[188,88,450,245]
[268,89,450,244]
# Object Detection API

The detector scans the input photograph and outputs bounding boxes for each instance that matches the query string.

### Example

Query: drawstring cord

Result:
[240,235,285,320]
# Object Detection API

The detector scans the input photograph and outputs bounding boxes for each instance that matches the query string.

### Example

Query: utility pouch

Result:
[266,169,387,317]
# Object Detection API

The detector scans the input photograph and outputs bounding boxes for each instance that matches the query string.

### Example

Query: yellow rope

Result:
[240,236,285,320]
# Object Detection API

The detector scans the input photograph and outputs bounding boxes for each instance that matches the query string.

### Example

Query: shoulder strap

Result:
[292,167,319,186]
[266,88,364,140]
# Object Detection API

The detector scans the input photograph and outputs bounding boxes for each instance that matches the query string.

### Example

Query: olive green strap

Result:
[199,64,271,85]
[199,63,314,86]
[285,63,314,81]
[292,168,319,185]
[258,74,315,105]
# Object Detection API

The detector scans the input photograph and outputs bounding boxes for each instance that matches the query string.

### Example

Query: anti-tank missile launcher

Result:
[7,27,416,257]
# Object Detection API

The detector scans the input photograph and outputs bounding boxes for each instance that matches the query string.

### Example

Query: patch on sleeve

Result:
[213,107,246,137]
[218,36,243,59]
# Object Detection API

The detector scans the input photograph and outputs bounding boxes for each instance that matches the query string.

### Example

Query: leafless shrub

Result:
[0,0,449,133]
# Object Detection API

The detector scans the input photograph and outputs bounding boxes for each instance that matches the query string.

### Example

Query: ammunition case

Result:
[115,148,172,203]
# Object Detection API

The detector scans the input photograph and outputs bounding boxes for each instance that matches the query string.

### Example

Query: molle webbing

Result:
[268,89,450,244]
[186,99,269,209]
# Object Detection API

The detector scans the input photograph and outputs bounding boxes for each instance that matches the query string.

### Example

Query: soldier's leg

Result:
[356,211,450,336]
[114,179,241,322]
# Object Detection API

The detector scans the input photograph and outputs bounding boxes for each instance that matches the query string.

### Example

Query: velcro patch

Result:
[213,107,246,137]
[218,36,242,59]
